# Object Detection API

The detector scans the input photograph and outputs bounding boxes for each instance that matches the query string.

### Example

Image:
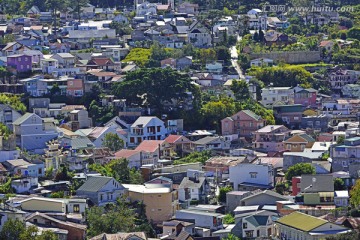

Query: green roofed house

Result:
[275,212,351,239]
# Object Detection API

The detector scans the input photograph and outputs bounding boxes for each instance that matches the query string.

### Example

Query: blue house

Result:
[19,75,48,97]
[13,113,58,154]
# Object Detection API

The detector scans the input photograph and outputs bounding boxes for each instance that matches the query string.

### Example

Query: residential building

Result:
[240,190,289,206]
[294,87,317,107]
[342,84,360,98]
[283,134,315,152]
[272,104,303,129]
[134,140,172,166]
[41,58,59,74]
[7,54,32,72]
[229,163,274,191]
[253,125,291,152]
[283,152,323,171]
[20,75,48,97]
[205,62,223,74]
[26,212,87,240]
[194,136,231,151]
[136,1,157,16]
[0,104,22,129]
[178,2,199,14]
[250,58,274,67]
[128,116,168,147]
[90,232,147,240]
[301,115,329,132]
[66,78,84,97]
[330,136,360,172]
[13,113,58,153]
[11,177,38,193]
[67,109,91,131]
[188,21,212,48]
[17,196,87,215]
[275,212,350,240]
[176,56,192,70]
[51,53,76,68]
[300,174,334,205]
[204,156,246,180]
[123,178,178,223]
[0,204,27,231]
[113,149,142,169]
[76,176,126,206]
[3,159,44,177]
[178,175,209,206]
[221,110,266,139]
[334,190,349,207]
[242,214,275,239]
[164,135,194,156]
[260,87,294,107]
[175,208,224,230]
[328,69,360,91]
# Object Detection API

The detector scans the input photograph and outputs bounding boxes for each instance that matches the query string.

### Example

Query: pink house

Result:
[67,79,84,97]
[294,88,317,107]
[221,110,266,139]
[253,125,291,152]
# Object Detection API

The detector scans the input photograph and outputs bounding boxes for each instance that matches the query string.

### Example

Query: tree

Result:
[223,234,240,240]
[107,158,130,183]
[253,31,259,41]
[275,182,287,194]
[46,0,69,36]
[337,136,345,145]
[223,214,235,224]
[348,27,360,40]
[112,68,200,113]
[215,46,231,64]
[86,197,135,238]
[258,27,264,42]
[73,0,90,22]
[54,165,73,181]
[351,179,360,207]
[230,80,250,101]
[285,163,315,181]
[173,150,212,165]
[0,218,25,240]
[102,133,124,152]
[334,178,346,191]
[218,186,232,203]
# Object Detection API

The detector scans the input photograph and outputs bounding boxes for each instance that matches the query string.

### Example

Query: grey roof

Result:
[194,136,220,145]
[70,137,95,150]
[179,177,205,189]
[13,113,35,125]
[131,116,161,127]
[77,176,113,193]
[283,152,323,159]
[300,174,334,192]
[241,190,289,202]
[245,215,269,227]
[55,53,75,58]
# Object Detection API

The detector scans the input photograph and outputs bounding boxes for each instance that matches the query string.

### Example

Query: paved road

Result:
[229,36,244,78]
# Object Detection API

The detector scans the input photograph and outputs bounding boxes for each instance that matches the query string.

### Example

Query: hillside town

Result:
[0,0,360,239]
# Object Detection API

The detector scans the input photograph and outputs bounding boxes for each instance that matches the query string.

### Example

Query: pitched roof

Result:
[276,212,327,232]
[242,110,262,121]
[241,190,288,202]
[179,177,206,189]
[77,176,114,192]
[131,116,162,128]
[135,140,164,152]
[245,215,269,227]
[165,135,189,144]
[114,149,140,158]
[90,232,147,240]
[70,137,95,150]
[13,113,35,125]
[194,136,221,145]
[26,212,87,230]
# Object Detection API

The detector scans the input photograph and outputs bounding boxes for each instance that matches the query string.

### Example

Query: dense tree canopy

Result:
[112,68,200,113]
[285,163,315,181]
[102,133,124,152]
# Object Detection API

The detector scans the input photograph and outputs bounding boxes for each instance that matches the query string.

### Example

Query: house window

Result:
[250,172,257,178]
[73,204,80,213]
[245,231,253,237]
[100,194,103,201]
[243,223,247,229]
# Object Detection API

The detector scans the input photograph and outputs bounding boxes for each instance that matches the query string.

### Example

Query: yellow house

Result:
[123,181,179,223]
[283,134,315,152]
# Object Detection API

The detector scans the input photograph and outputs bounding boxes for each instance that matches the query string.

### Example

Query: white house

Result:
[334,190,349,207]
[250,58,274,67]
[128,116,167,147]
[188,21,212,48]
[229,163,274,191]
[260,87,294,107]
[178,175,208,206]
[11,177,38,193]
[194,136,231,151]
[136,2,157,16]
[242,213,276,239]
[175,209,224,230]
[76,176,126,206]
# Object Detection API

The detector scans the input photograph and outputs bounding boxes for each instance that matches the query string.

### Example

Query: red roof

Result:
[114,149,140,158]
[319,40,332,47]
[135,140,164,152]
[90,58,114,66]
[165,135,182,144]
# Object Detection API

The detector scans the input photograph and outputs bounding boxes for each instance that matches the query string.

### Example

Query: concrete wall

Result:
[250,51,321,64]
